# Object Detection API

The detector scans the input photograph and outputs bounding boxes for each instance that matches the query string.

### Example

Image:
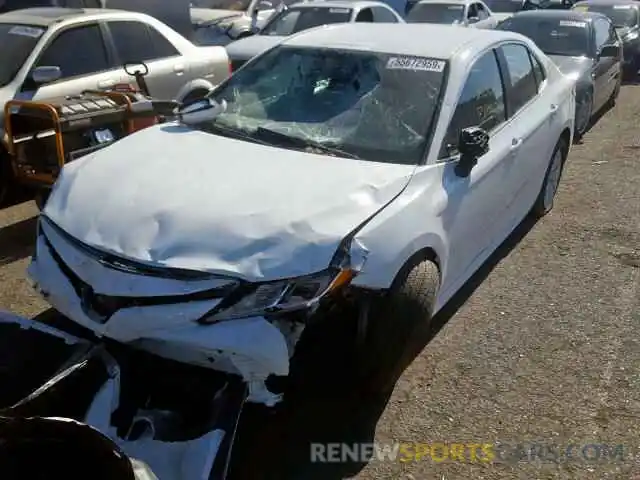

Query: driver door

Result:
[438,48,516,286]
[25,23,119,102]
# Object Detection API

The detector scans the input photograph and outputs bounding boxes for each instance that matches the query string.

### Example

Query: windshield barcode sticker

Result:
[559,20,587,27]
[386,57,445,72]
[329,8,350,12]
[613,5,632,9]
[9,25,44,37]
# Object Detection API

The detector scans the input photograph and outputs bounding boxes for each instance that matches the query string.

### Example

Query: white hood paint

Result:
[44,124,416,282]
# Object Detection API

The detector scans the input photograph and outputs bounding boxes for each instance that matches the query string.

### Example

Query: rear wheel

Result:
[358,258,440,394]
[530,136,567,218]
[574,88,593,139]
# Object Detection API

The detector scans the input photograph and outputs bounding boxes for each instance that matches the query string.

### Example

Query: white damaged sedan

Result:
[29,24,576,404]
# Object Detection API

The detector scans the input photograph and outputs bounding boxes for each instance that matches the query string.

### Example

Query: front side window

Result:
[202,46,448,164]
[406,3,466,24]
[37,24,109,79]
[440,49,506,158]
[500,43,538,113]
[260,7,353,36]
[0,23,46,87]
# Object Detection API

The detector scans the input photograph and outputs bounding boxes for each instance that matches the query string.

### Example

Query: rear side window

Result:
[37,25,110,79]
[499,43,538,114]
[108,21,179,63]
[440,49,506,158]
[372,6,399,22]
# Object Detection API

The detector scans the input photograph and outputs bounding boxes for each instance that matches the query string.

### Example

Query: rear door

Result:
[105,20,187,99]
[496,42,557,224]
[27,23,120,101]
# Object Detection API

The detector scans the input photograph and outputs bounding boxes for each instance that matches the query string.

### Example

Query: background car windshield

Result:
[191,0,252,10]
[576,4,638,27]
[0,23,44,87]
[406,3,465,24]
[260,7,352,35]
[487,0,523,13]
[498,17,590,56]
[206,46,447,164]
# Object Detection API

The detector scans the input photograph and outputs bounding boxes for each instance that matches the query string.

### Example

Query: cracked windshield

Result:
[203,46,447,164]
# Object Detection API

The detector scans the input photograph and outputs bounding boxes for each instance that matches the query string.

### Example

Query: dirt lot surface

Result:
[1,85,639,480]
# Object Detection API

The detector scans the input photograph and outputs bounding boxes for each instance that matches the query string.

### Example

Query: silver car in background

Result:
[407,0,499,27]
[225,0,405,69]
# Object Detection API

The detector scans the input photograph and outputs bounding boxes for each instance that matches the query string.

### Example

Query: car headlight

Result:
[200,267,355,323]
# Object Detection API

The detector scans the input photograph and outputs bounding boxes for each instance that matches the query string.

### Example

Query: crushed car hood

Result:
[548,54,592,78]
[44,124,416,282]
[225,34,284,60]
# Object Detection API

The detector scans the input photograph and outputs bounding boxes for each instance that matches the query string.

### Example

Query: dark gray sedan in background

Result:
[497,10,622,138]
[571,0,640,77]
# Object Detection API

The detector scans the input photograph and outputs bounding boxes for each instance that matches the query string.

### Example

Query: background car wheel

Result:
[574,89,593,139]
[358,257,440,395]
[607,77,621,107]
[0,152,14,207]
[530,136,568,218]
[181,88,210,105]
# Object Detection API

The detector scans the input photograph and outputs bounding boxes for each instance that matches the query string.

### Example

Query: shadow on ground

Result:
[0,215,37,267]
[228,214,539,479]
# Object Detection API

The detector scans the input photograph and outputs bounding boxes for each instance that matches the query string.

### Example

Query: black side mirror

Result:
[454,126,490,177]
[599,45,618,58]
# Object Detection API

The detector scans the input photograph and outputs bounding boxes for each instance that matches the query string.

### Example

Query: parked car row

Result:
[0,6,233,204]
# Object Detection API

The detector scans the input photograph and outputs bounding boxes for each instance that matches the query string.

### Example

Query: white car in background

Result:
[0,7,230,203]
[225,0,404,70]
[27,23,575,476]
[407,0,499,27]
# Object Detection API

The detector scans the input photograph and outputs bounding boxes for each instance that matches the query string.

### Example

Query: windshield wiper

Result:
[202,122,273,146]
[254,127,361,159]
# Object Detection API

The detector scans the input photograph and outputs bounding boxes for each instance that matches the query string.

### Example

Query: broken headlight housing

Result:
[200,267,355,323]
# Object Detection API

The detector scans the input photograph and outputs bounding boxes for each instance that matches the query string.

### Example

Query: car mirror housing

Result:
[454,126,490,177]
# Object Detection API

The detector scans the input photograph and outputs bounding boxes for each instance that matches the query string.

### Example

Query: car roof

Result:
[507,9,601,21]
[0,7,145,27]
[414,0,471,5]
[290,0,386,8]
[283,22,524,58]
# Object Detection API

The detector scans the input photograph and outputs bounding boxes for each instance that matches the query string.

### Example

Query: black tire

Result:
[574,88,593,139]
[607,76,621,107]
[530,136,568,218]
[359,258,440,394]
[0,151,13,207]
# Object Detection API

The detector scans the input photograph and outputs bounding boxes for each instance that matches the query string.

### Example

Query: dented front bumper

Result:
[28,217,296,406]
[0,311,248,480]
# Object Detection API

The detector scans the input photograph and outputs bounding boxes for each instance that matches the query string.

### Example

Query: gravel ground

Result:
[0,85,638,479]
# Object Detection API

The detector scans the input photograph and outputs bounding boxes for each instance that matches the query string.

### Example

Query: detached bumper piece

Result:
[0,312,248,480]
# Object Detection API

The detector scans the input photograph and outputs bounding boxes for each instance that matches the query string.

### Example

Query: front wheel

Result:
[530,137,567,218]
[358,258,440,394]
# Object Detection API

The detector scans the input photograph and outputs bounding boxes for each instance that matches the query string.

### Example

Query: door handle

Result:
[173,64,185,74]
[97,78,115,89]
[550,103,559,114]
[511,138,523,150]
